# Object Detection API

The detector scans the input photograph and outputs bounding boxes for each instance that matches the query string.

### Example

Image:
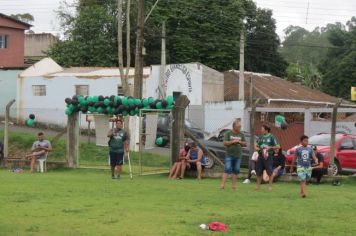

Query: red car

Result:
[286,133,356,176]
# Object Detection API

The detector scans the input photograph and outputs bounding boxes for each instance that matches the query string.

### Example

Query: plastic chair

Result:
[36,154,48,173]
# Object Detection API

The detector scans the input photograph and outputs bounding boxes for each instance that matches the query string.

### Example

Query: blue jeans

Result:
[224,156,241,175]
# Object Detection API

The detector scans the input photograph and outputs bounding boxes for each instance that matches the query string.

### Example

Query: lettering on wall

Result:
[165,64,193,92]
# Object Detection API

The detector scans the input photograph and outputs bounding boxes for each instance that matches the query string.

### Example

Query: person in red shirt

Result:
[168,142,190,179]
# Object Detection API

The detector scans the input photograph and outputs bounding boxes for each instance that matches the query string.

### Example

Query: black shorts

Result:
[110,152,124,166]
[189,163,205,171]
[256,153,273,176]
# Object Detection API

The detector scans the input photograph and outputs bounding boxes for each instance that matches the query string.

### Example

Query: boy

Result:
[293,135,318,198]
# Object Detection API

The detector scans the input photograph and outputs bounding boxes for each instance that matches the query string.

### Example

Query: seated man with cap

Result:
[26,132,52,173]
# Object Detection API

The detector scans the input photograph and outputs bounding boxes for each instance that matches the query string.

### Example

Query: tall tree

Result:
[318,17,356,100]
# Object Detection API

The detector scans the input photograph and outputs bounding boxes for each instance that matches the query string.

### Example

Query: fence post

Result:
[66,113,79,168]
[329,99,342,166]
[4,99,16,160]
[249,99,259,157]
[171,95,190,163]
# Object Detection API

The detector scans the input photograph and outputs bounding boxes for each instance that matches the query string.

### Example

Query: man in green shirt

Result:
[220,120,246,189]
[255,125,280,191]
[107,119,130,179]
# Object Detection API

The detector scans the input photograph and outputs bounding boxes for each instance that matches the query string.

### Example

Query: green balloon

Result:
[93,96,99,103]
[156,102,162,109]
[167,104,174,109]
[78,96,85,104]
[167,96,174,105]
[142,98,149,107]
[88,107,96,113]
[155,137,163,146]
[114,96,119,104]
[129,110,135,116]
[65,108,72,115]
[128,98,134,106]
[26,119,35,127]
[87,96,94,103]
[104,99,110,106]
[68,104,74,110]
[148,97,155,104]
[122,110,128,116]
[96,107,103,113]
[122,97,128,106]
[134,98,141,105]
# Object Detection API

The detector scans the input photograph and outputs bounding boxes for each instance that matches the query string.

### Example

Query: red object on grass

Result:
[209,222,228,232]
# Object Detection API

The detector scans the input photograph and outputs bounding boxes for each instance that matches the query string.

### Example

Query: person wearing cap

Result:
[311,145,325,184]
[186,142,206,180]
[26,132,52,173]
[168,142,190,179]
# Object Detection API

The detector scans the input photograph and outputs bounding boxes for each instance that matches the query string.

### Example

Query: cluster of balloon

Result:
[25,114,36,127]
[64,95,175,116]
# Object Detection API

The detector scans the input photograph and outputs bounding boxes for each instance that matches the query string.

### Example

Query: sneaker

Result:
[242,179,251,184]
[251,170,256,176]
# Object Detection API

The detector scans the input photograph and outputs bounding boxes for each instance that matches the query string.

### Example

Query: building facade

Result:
[0,13,31,68]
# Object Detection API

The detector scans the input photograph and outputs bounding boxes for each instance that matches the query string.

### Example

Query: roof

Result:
[0,13,32,28]
[224,70,348,107]
[20,58,151,78]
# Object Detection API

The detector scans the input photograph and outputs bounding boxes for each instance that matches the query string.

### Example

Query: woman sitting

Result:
[168,142,190,179]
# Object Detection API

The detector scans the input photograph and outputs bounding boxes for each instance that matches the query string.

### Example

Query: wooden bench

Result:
[3,158,66,170]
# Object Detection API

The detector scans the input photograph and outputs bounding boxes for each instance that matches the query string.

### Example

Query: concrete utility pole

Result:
[4,99,15,159]
[134,0,145,98]
[158,21,166,99]
[329,99,342,166]
[238,28,245,101]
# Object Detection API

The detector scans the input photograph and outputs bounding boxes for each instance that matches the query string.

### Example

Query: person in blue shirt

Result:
[293,135,318,198]
[186,143,206,180]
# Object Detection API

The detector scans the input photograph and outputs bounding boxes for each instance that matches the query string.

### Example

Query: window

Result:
[32,85,46,96]
[0,35,8,48]
[340,138,354,150]
[117,85,124,96]
[75,85,89,96]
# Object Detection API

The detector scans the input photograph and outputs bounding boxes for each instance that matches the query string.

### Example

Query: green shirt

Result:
[223,130,246,158]
[257,133,278,154]
[108,128,128,153]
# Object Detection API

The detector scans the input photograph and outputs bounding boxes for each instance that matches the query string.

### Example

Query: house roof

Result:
[0,13,32,29]
[224,70,351,107]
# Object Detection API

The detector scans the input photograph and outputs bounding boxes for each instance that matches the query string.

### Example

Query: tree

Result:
[318,17,356,100]
[48,0,118,67]
[49,0,287,76]
[10,13,34,24]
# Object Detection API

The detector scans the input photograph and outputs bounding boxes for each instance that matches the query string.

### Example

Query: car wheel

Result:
[328,161,341,176]
[205,153,215,169]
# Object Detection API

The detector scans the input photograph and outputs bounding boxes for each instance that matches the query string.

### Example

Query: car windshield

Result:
[309,134,343,146]
[185,120,199,129]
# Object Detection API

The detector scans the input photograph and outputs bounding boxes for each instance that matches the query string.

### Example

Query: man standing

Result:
[26,132,52,173]
[220,120,246,189]
[255,125,279,191]
[293,135,318,198]
[107,119,129,179]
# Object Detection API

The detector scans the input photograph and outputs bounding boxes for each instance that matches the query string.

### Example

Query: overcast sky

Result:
[0,0,355,40]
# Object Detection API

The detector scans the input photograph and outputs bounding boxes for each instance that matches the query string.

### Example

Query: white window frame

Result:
[0,35,8,49]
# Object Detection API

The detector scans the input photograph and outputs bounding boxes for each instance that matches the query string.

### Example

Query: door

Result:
[337,137,356,169]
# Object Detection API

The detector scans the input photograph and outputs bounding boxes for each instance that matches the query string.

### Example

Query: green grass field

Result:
[1,169,356,236]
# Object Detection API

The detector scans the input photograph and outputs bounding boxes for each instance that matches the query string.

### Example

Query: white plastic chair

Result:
[36,154,48,173]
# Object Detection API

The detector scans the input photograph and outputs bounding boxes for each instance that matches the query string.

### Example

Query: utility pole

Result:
[238,28,245,101]
[134,0,145,99]
[158,21,166,99]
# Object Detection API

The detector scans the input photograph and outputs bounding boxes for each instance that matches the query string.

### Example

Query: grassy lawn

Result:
[0,169,356,236]
[0,130,171,173]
